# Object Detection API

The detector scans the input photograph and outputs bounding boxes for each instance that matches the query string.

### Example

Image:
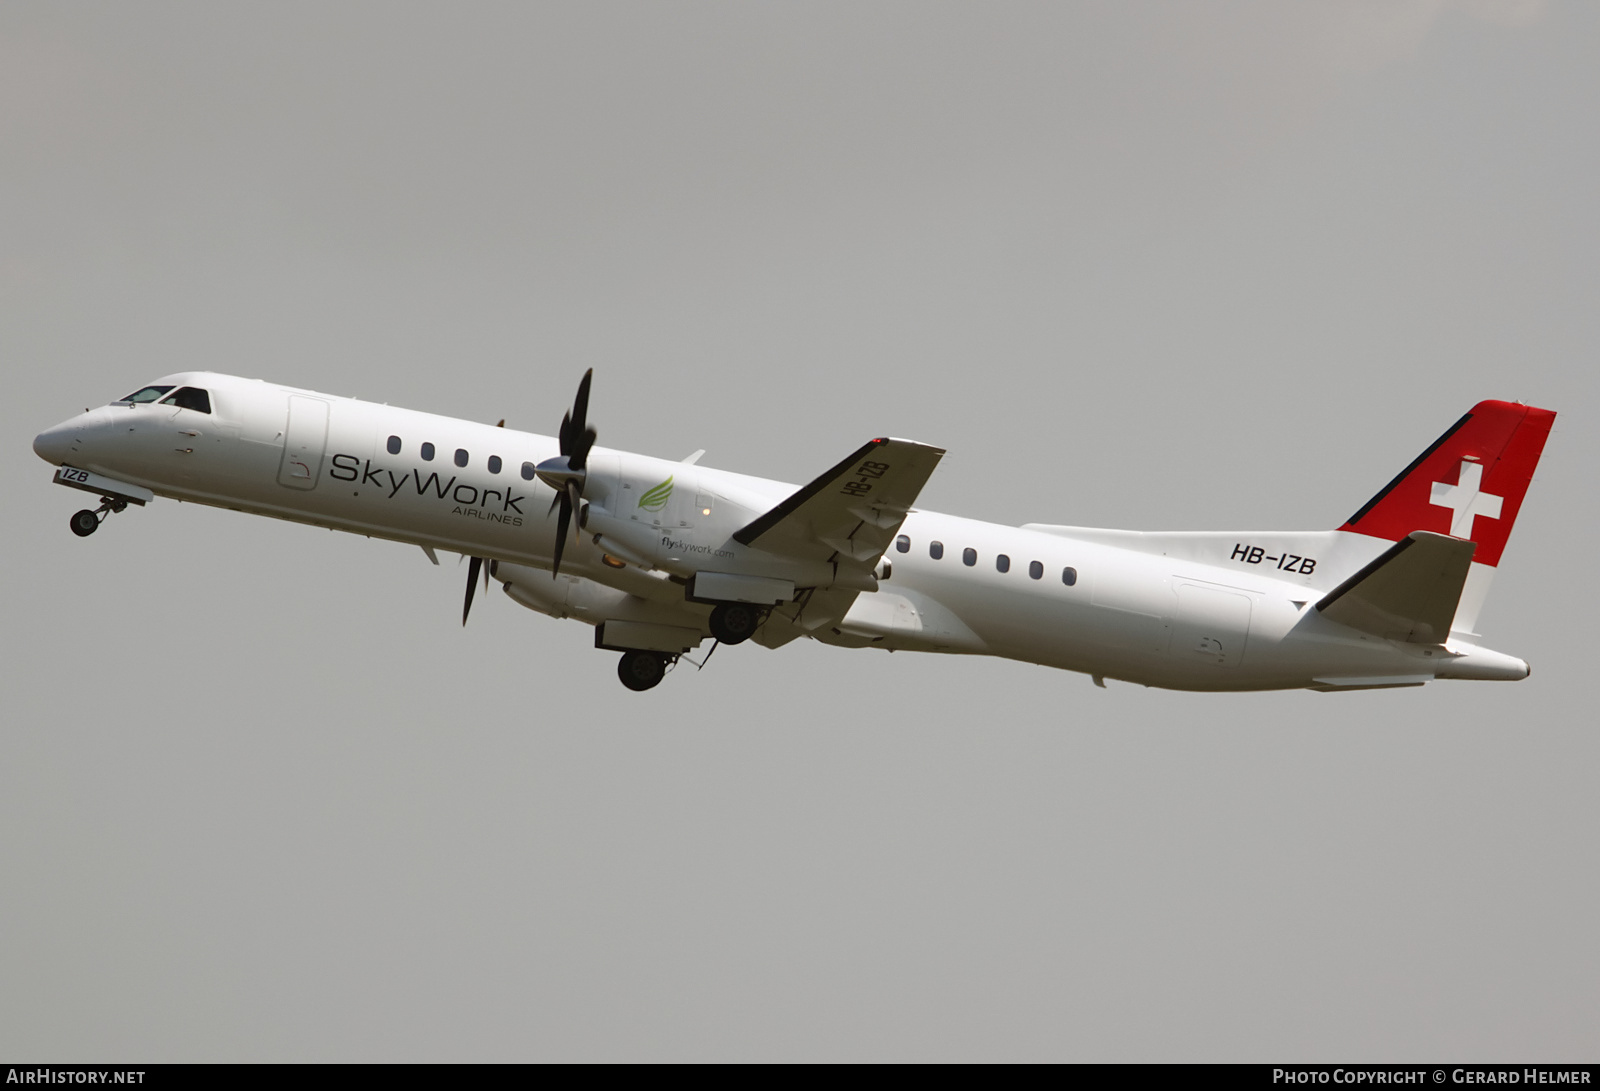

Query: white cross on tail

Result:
[1430,459,1503,539]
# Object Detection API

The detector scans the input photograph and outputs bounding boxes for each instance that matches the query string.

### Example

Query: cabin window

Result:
[455,448,469,468]
[521,462,536,481]
[387,435,402,455]
[996,554,1010,573]
[116,385,174,404]
[963,547,977,567]
[895,534,910,554]
[1062,566,1077,586]
[1029,560,1043,580]
[929,541,944,560]
[421,442,435,461]
[160,387,211,414]
[488,455,502,475]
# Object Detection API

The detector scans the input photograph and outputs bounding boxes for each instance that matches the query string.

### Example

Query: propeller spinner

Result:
[535,369,597,578]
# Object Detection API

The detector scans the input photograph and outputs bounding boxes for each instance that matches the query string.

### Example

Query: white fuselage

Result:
[34,372,1529,692]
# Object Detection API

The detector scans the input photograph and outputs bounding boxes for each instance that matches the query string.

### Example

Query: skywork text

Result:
[329,454,526,525]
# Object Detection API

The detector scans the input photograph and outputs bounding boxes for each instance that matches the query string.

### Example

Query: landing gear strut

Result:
[617,650,670,692]
[69,496,128,538]
[708,602,762,645]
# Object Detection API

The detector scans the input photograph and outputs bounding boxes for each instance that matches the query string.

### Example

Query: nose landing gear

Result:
[69,496,129,538]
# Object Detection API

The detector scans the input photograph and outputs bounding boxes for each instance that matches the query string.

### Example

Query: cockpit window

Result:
[159,387,212,414]
[116,385,174,404]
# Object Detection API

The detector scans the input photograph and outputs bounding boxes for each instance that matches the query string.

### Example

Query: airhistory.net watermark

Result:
[5,1071,145,1085]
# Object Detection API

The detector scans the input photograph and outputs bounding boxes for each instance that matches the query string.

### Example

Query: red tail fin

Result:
[1338,400,1555,568]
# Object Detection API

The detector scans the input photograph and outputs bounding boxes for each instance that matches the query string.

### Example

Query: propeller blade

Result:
[569,371,594,470]
[565,479,583,536]
[571,369,592,439]
[550,369,597,574]
[463,555,482,626]
[572,424,597,471]
[552,495,571,578]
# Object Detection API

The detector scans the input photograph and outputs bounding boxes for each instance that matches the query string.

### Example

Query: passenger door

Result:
[277,396,329,490]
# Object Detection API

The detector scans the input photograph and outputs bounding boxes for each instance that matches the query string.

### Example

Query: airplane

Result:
[33,372,1553,693]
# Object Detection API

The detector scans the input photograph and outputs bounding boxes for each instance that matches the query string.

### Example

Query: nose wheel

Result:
[617,650,670,692]
[69,496,128,538]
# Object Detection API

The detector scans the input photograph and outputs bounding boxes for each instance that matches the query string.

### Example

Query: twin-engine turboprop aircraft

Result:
[34,372,1553,692]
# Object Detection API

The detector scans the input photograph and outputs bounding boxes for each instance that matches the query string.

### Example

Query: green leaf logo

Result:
[638,475,674,512]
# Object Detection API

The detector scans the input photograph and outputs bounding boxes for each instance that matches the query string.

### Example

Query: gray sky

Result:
[3,1,1595,1062]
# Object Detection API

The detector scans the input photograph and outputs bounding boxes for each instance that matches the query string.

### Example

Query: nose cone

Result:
[34,420,78,466]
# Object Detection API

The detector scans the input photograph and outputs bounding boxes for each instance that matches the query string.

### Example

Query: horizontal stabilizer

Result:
[1316,531,1475,643]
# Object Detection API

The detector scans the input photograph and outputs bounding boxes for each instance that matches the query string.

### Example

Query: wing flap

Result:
[752,587,864,649]
[1315,531,1476,643]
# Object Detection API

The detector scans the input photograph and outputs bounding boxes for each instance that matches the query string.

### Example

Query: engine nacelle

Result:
[582,502,865,592]
[573,451,884,599]
[497,562,710,652]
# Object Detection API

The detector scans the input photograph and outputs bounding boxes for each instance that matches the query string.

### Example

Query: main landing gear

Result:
[612,605,766,692]
[69,496,128,537]
[617,650,671,692]
[708,602,762,645]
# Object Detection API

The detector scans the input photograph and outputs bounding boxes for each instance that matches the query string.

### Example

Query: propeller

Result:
[462,419,509,626]
[461,554,497,626]
[535,369,597,578]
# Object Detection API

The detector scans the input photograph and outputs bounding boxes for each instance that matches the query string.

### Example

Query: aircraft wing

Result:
[733,437,946,571]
